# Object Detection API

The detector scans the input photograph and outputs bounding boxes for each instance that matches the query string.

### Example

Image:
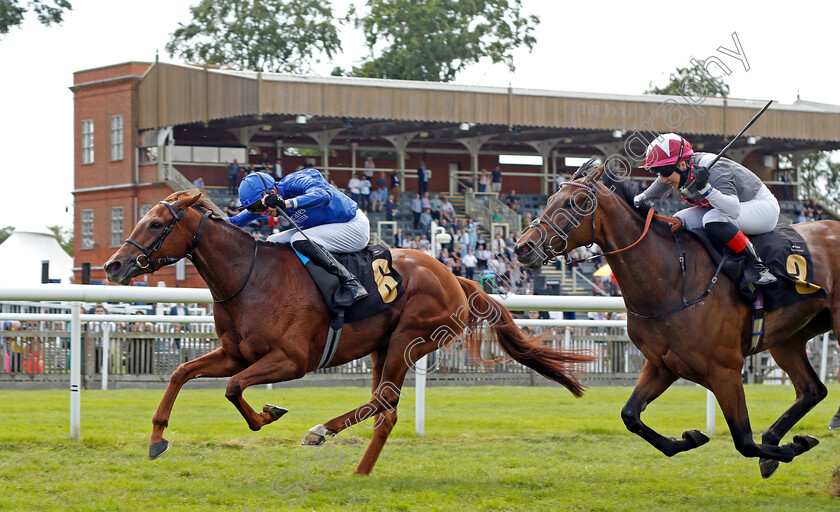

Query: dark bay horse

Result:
[514,157,840,478]
[104,190,592,475]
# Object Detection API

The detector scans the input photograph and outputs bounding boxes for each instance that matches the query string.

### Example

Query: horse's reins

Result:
[125,200,258,304]
[526,180,726,319]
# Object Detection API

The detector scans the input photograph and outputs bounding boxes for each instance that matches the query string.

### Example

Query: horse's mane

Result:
[572,156,602,180]
[600,164,680,237]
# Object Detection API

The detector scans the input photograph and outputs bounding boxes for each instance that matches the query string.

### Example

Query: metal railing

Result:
[465,191,523,237]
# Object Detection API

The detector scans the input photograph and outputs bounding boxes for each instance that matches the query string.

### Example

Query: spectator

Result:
[394,227,404,248]
[491,165,502,193]
[466,217,479,251]
[274,159,283,180]
[420,208,433,236]
[363,156,375,180]
[348,173,361,204]
[411,194,423,230]
[359,175,372,212]
[223,199,239,217]
[227,159,241,193]
[169,302,188,316]
[258,152,270,170]
[417,161,429,196]
[476,243,491,268]
[462,249,478,280]
[441,197,456,223]
[478,168,489,193]
[505,189,521,213]
[431,193,442,221]
[492,208,503,222]
[385,194,399,221]
[192,176,205,192]
[390,171,401,201]
[421,191,432,211]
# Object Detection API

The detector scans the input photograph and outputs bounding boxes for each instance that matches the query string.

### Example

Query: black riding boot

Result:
[292,239,369,302]
[742,241,777,286]
[705,221,777,287]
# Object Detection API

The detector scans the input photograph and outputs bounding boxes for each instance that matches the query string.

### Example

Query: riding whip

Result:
[707,99,773,169]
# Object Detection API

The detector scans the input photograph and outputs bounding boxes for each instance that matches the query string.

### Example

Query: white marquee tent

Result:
[0,230,74,286]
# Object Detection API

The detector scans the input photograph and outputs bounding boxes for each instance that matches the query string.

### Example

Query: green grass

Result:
[2,385,840,511]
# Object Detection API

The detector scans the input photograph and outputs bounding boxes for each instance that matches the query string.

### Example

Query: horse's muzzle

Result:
[514,242,544,269]
[104,258,132,285]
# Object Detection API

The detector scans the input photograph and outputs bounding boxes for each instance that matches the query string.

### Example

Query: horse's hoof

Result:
[828,414,840,430]
[759,458,780,479]
[682,430,710,448]
[302,433,326,446]
[149,440,169,460]
[263,403,289,420]
[793,434,819,452]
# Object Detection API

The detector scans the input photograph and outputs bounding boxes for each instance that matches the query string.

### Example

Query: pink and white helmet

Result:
[643,133,693,168]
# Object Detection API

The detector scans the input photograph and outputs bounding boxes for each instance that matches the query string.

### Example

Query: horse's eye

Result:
[150,221,162,230]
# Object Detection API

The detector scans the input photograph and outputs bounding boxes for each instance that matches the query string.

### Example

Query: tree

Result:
[347,0,539,82]
[166,0,341,73]
[645,60,730,98]
[0,0,71,38]
[0,226,13,245]
[786,152,840,203]
[48,225,73,256]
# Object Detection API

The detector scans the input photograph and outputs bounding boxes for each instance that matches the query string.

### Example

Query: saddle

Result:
[298,244,405,322]
[686,224,825,312]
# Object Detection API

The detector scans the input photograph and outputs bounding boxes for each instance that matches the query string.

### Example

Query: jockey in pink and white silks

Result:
[228,169,371,302]
[633,133,779,286]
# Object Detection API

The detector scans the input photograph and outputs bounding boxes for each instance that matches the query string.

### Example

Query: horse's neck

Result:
[597,195,684,311]
[189,218,280,301]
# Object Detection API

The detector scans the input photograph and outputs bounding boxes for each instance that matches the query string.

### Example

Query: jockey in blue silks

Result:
[227,169,370,302]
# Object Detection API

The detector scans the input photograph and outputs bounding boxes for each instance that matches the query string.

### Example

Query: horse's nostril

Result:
[516,243,532,255]
[105,260,121,275]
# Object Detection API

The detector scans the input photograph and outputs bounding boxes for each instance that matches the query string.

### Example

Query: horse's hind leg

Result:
[757,342,826,478]
[621,360,710,456]
[225,349,305,431]
[150,348,247,459]
[710,366,819,466]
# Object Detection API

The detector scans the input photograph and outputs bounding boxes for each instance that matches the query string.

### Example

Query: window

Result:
[110,207,124,247]
[110,115,123,161]
[81,120,94,164]
[139,204,153,219]
[81,209,94,249]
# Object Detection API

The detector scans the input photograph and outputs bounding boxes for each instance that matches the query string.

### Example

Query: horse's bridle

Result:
[125,201,212,269]
[524,181,597,264]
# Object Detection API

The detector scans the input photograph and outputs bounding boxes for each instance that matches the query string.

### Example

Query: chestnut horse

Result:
[104,190,592,475]
[514,157,840,478]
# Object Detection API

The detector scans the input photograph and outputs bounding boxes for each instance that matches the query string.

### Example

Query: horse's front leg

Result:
[150,347,247,459]
[621,360,710,456]
[225,349,306,431]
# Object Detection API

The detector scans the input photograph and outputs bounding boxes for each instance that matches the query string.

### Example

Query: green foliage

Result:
[786,151,840,203]
[166,0,341,73]
[48,224,73,256]
[0,225,13,244]
[349,0,539,82]
[646,59,730,98]
[0,0,71,38]
[2,386,840,511]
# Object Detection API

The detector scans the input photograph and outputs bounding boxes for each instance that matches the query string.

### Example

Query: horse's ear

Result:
[171,190,202,210]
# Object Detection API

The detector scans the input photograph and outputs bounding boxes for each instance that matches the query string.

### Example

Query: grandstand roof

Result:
[131,62,840,155]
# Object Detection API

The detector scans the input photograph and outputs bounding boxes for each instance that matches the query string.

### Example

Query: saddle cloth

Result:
[687,224,826,311]
[298,244,405,322]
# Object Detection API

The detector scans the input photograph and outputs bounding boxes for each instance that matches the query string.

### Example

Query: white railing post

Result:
[820,333,829,382]
[706,389,716,435]
[101,322,110,391]
[415,355,427,436]
[70,301,81,440]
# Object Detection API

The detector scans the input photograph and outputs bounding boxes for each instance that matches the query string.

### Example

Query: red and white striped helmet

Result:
[643,133,694,168]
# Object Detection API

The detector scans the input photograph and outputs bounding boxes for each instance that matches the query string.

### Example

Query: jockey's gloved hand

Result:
[682,166,711,196]
[264,193,287,210]
[633,193,652,209]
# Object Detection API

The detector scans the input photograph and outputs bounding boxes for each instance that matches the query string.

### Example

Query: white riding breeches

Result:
[267,209,370,253]
[674,185,780,235]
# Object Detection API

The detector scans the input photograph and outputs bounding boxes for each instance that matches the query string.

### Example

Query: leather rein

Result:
[124,201,257,303]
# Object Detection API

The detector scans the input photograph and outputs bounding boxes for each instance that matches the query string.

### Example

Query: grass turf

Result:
[2,384,840,511]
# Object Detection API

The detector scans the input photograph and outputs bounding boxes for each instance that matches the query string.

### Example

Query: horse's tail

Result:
[455,277,594,397]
